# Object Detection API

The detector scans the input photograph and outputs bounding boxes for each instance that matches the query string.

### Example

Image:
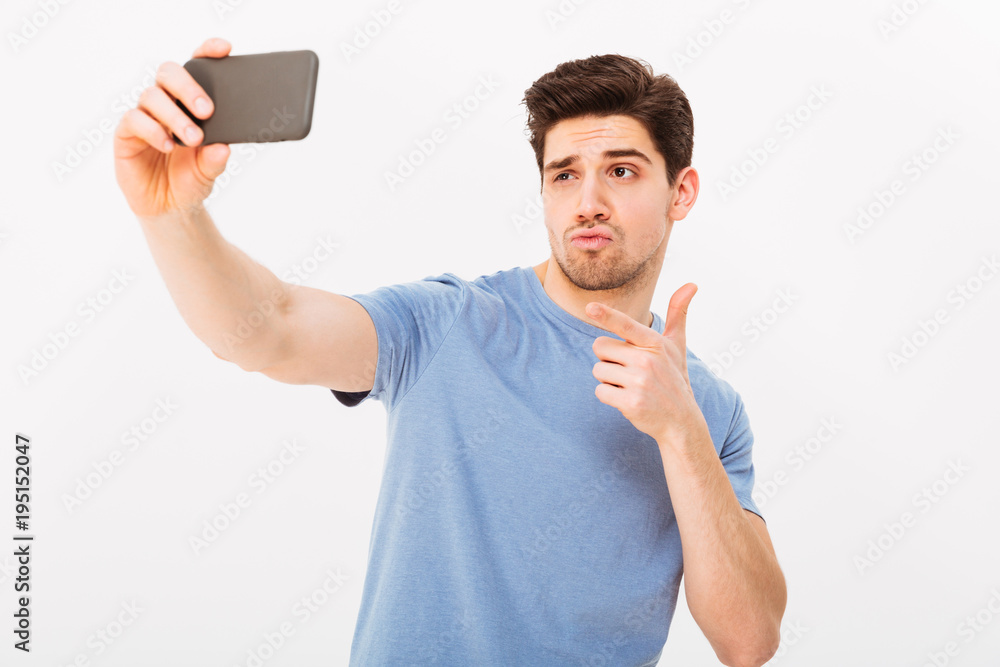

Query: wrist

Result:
[656,414,711,455]
[138,201,208,227]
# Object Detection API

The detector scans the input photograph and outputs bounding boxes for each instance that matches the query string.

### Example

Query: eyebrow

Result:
[543,148,653,173]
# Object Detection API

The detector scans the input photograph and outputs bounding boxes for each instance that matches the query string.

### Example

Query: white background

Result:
[2,0,999,665]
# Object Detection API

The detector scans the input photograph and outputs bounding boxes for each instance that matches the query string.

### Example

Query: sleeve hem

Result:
[740,503,765,525]
[326,293,387,408]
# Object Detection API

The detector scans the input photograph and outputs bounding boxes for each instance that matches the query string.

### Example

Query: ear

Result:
[668,166,700,222]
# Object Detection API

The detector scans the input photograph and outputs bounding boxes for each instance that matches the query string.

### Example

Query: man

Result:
[115,38,786,667]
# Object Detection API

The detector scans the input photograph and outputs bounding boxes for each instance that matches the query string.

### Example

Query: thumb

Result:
[197,143,231,180]
[663,282,697,341]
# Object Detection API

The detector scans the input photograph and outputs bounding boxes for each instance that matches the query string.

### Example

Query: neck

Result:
[532,259,657,331]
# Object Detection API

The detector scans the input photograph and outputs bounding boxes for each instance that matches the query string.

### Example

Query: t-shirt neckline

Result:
[521,265,664,338]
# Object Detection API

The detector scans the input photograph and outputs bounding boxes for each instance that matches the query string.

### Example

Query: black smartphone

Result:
[173,49,319,145]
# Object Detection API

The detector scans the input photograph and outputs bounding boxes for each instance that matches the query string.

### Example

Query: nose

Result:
[575,173,610,222]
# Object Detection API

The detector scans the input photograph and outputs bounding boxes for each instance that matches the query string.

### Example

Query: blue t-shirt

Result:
[331,265,763,666]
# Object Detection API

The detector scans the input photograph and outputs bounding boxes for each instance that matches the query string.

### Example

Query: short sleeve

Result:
[720,391,764,525]
[329,272,466,412]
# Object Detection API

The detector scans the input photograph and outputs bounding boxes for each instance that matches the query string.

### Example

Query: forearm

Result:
[136,203,290,371]
[656,422,785,666]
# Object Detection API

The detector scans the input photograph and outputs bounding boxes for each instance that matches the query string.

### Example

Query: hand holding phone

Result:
[114,41,320,220]
[114,37,233,219]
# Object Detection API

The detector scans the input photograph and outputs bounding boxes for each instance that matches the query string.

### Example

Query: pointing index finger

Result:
[585,302,660,346]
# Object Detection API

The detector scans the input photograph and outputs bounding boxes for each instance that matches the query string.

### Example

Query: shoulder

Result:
[390,266,520,300]
[686,347,744,431]
[462,265,530,312]
[353,266,527,331]
[358,270,468,314]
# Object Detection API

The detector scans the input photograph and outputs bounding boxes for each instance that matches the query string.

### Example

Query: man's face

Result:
[541,114,673,293]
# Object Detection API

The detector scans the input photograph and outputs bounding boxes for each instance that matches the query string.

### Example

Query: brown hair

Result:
[521,54,694,191]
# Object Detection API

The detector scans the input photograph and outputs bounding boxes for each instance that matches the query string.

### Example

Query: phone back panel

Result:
[177,49,318,145]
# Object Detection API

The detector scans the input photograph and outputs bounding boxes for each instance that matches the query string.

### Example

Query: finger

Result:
[138,82,203,147]
[664,283,697,342]
[594,381,626,406]
[192,36,231,59]
[592,360,630,389]
[584,302,660,346]
[155,59,215,123]
[591,336,637,365]
[196,142,232,181]
[115,107,177,154]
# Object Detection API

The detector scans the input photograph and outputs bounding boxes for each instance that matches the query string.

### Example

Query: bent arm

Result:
[137,203,378,392]
[137,203,290,372]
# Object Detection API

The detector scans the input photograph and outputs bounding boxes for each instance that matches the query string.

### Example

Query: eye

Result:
[554,167,636,183]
